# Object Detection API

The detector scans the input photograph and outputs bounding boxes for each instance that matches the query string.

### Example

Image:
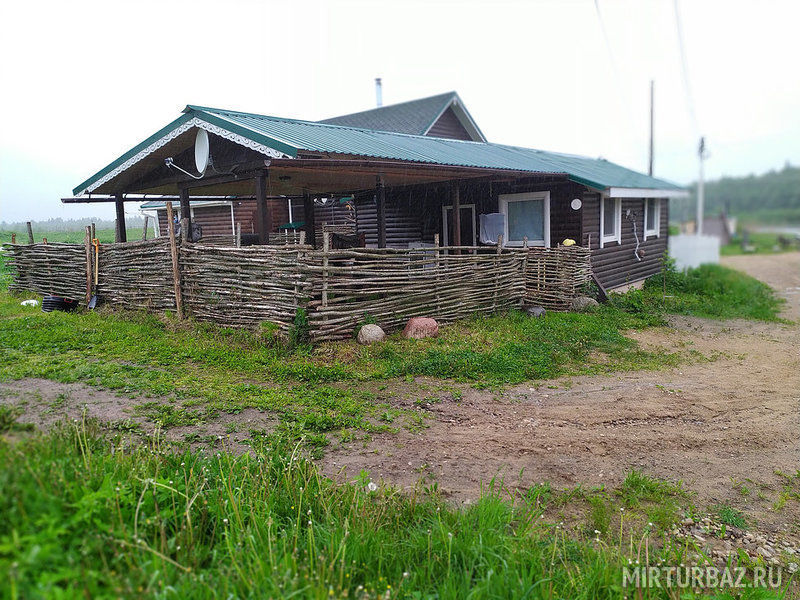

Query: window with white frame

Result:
[644,198,660,239]
[600,196,621,247]
[498,191,550,246]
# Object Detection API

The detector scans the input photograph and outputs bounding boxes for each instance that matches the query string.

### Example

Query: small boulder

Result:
[403,317,439,339]
[570,296,600,312]
[357,324,386,345]
[523,305,546,318]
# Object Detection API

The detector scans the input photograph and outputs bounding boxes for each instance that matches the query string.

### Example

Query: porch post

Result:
[376,180,387,248]
[179,187,191,241]
[255,172,271,244]
[303,194,316,248]
[114,193,127,243]
[451,183,461,247]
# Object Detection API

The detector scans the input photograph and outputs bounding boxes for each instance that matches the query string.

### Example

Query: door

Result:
[442,204,476,246]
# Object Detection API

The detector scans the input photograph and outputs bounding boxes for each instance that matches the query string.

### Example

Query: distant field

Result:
[0,227,145,245]
[721,231,800,256]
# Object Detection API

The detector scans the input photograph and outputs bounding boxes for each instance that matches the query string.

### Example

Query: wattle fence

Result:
[3,236,591,341]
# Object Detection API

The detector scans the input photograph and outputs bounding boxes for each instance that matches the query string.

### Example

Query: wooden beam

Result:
[376,180,386,248]
[451,183,461,247]
[165,202,183,318]
[303,194,316,249]
[114,194,127,242]
[255,172,270,244]
[179,188,191,241]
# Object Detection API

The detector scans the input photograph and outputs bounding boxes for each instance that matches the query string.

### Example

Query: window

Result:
[644,198,660,239]
[498,192,550,246]
[600,196,621,247]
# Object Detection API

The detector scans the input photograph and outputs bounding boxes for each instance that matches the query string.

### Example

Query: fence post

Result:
[322,231,330,309]
[141,215,149,241]
[235,223,241,248]
[494,234,503,311]
[26,222,33,245]
[84,226,93,305]
[11,233,15,244]
[165,202,183,319]
[299,230,306,246]
[434,233,440,316]
[522,236,529,305]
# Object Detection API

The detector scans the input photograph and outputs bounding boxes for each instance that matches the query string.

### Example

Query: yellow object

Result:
[562,238,576,246]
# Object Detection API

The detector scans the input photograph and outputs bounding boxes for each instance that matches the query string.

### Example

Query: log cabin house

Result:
[67,92,687,291]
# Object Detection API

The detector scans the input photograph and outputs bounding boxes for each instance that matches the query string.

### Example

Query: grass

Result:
[0,419,789,599]
[721,231,799,256]
[0,253,784,446]
[0,227,143,245]
[610,261,784,322]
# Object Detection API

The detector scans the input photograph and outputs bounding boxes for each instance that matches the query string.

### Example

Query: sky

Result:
[1,0,798,222]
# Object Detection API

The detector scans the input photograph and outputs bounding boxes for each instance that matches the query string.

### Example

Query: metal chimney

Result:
[375,78,383,107]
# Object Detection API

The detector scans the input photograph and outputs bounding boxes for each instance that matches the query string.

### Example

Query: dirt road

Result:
[322,253,800,529]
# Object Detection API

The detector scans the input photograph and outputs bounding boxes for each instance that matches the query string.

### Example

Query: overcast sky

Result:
[1,0,798,222]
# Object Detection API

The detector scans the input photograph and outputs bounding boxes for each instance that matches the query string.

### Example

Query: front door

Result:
[442,204,476,246]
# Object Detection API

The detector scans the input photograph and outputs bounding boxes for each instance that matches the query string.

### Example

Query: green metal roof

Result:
[319,92,459,135]
[73,104,685,195]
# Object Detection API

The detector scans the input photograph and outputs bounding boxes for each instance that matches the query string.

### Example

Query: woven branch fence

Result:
[3,237,591,341]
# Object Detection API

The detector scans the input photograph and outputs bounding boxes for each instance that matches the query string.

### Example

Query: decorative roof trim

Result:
[76,117,290,195]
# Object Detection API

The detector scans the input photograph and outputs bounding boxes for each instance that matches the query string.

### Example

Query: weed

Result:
[716,504,748,529]
[0,405,34,433]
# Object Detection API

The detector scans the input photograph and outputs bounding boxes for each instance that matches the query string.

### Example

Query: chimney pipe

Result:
[375,77,383,107]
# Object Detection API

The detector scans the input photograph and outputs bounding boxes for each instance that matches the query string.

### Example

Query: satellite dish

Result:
[194,129,210,174]
[570,198,582,210]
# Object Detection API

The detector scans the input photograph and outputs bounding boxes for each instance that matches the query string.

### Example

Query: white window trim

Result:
[441,203,476,246]
[644,198,661,240]
[498,191,550,247]
[600,196,622,248]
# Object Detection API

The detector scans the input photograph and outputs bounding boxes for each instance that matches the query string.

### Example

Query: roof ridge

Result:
[187,104,489,145]
[317,91,457,122]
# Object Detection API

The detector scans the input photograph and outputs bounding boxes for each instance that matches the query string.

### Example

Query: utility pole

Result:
[696,136,708,236]
[648,80,654,176]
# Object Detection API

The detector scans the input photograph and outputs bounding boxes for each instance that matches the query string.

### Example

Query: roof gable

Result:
[319,92,487,142]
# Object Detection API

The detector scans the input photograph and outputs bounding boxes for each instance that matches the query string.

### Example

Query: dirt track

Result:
[321,253,800,529]
[3,253,799,530]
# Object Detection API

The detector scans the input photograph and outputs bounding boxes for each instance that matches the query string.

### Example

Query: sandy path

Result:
[321,253,800,529]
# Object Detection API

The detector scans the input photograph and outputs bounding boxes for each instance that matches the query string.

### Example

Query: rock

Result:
[357,324,386,345]
[402,317,439,340]
[757,546,773,559]
[524,305,546,318]
[681,518,694,526]
[570,296,600,312]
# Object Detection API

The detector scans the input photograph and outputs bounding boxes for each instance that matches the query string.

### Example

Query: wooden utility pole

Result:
[648,80,654,176]
[697,137,708,236]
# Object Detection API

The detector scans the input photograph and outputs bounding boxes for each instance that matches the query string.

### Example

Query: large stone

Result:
[570,296,600,312]
[402,317,439,339]
[357,324,386,345]
[523,305,546,318]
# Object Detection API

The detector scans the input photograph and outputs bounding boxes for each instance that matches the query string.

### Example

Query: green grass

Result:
[0,253,783,445]
[611,262,783,322]
[0,420,787,599]
[0,227,143,245]
[721,231,799,256]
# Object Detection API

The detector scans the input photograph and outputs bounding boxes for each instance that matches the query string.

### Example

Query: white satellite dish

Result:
[570,198,582,210]
[194,129,210,174]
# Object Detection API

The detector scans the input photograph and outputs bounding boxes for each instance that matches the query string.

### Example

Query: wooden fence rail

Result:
[2,237,591,340]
